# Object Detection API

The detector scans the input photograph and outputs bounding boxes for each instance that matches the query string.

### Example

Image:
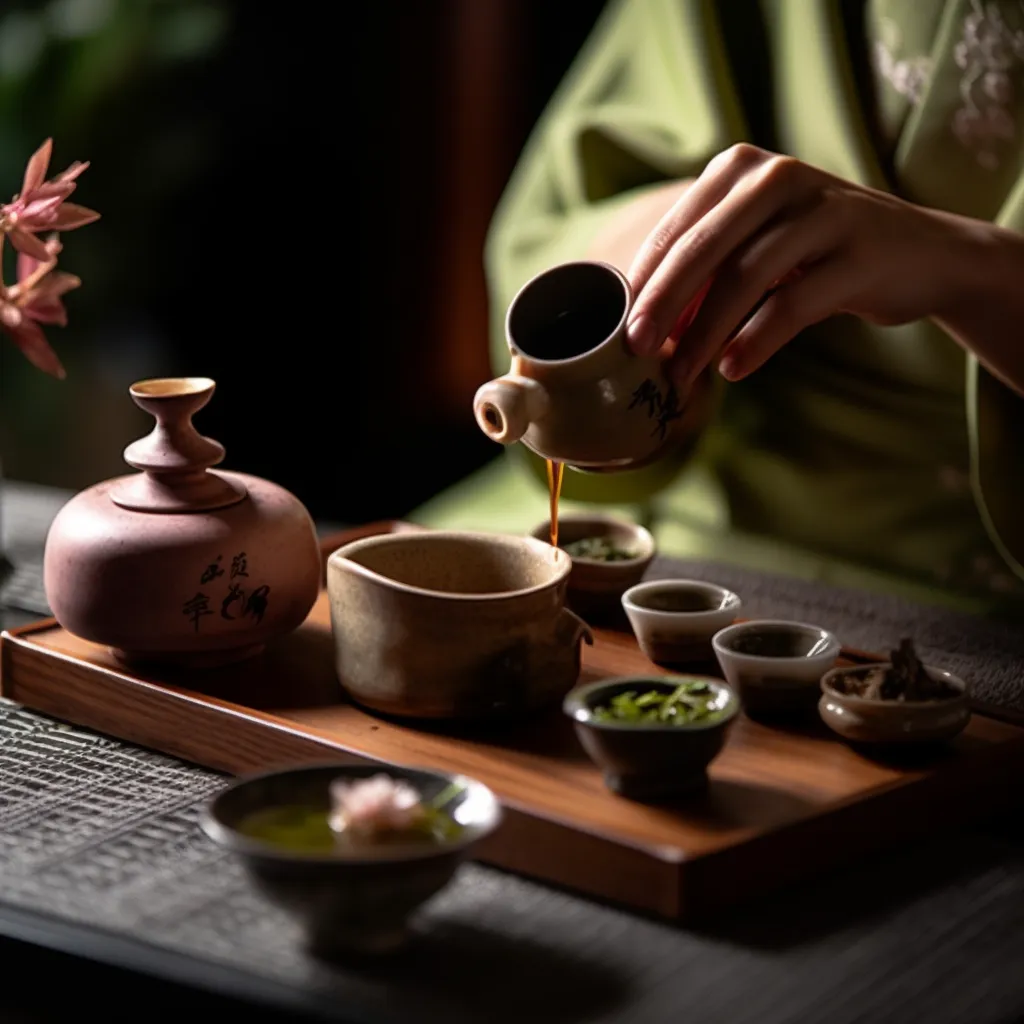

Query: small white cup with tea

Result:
[712,619,841,719]
[622,578,741,667]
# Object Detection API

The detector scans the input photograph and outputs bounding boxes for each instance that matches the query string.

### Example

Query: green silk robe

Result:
[413,0,1024,616]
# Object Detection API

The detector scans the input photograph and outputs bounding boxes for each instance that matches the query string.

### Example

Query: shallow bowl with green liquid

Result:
[200,762,501,959]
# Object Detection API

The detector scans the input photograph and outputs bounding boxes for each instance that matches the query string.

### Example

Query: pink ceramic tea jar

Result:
[43,377,321,668]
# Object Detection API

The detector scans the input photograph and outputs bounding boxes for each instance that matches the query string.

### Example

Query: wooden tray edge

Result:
[0,623,688,867]
[0,627,688,917]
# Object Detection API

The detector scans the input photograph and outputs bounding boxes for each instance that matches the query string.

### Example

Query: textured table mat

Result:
[2,697,1024,1024]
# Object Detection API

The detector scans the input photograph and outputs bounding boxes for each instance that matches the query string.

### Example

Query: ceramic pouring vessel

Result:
[43,377,321,668]
[327,530,593,721]
[472,260,713,471]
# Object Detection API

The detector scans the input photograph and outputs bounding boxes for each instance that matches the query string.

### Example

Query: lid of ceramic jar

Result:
[108,377,249,513]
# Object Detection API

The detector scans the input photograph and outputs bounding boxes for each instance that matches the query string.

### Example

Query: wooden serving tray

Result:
[4,520,1024,924]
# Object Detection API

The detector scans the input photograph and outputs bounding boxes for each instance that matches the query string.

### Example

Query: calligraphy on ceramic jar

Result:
[181,552,271,632]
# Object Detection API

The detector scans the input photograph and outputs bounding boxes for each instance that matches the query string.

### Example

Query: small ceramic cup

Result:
[327,530,593,721]
[563,675,739,801]
[819,663,971,746]
[712,619,841,719]
[200,762,501,960]
[473,260,713,471]
[621,578,741,667]
[530,513,656,621]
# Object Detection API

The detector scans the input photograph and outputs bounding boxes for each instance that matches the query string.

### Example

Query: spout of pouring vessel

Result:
[473,375,550,446]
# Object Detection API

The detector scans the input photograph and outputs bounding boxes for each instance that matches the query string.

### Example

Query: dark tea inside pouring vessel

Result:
[508,261,629,361]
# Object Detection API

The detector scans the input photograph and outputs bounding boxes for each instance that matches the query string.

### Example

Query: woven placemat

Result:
[2,697,1024,1024]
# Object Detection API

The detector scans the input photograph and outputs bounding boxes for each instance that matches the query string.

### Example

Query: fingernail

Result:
[718,353,739,380]
[627,313,657,355]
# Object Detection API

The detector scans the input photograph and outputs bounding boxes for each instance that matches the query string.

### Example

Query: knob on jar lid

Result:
[108,377,248,513]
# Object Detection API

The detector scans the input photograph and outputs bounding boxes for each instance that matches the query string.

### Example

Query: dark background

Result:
[0,0,608,525]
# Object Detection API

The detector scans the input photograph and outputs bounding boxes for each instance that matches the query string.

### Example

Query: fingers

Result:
[666,203,844,388]
[625,146,766,357]
[627,144,764,294]
[716,256,854,380]
[627,152,813,357]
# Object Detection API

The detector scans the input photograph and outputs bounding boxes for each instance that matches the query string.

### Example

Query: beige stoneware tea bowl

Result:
[327,531,593,722]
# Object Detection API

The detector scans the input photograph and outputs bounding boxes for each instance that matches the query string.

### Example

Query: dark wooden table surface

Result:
[3,480,1024,1024]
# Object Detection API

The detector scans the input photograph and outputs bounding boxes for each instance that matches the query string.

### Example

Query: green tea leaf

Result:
[591,680,726,727]
[563,536,638,562]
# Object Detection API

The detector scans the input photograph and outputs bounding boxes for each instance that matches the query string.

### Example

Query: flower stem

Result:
[15,257,56,297]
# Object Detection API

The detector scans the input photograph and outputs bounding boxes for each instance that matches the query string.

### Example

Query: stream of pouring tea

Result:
[546,458,564,548]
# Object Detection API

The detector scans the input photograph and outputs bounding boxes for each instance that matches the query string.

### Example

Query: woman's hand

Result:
[623,143,988,389]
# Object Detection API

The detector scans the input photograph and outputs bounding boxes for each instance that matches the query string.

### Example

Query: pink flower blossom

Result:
[0,138,98,378]
[328,774,427,839]
[0,138,99,262]
[0,236,79,380]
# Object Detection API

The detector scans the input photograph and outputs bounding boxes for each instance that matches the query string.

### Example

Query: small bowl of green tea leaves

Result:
[819,638,971,746]
[531,513,656,620]
[200,763,501,959]
[563,675,739,800]
[562,536,637,561]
